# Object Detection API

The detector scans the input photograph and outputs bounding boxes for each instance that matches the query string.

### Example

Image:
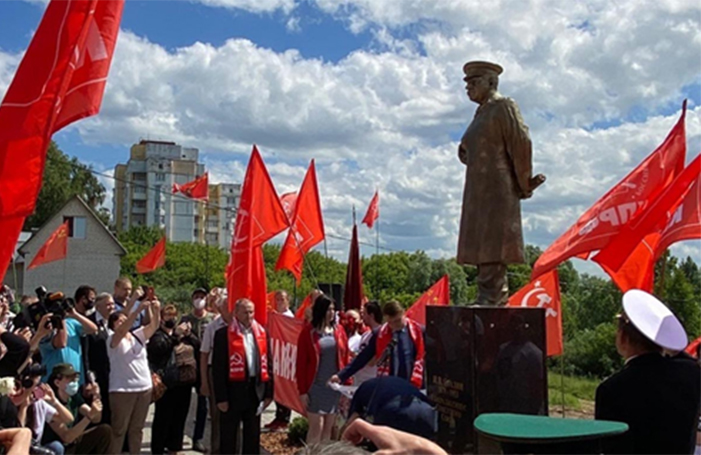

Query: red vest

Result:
[375,318,424,388]
[228,319,269,382]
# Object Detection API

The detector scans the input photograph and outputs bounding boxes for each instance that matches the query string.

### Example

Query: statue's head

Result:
[462,61,502,104]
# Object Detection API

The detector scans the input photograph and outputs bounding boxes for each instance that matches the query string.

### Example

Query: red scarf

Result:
[227,319,269,382]
[375,318,424,388]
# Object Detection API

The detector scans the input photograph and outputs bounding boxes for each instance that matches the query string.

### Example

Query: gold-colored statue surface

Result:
[457,61,545,305]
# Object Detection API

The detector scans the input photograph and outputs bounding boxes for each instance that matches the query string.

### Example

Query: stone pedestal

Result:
[426,306,548,454]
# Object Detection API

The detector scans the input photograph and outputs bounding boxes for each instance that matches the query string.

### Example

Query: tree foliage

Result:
[26,141,108,230]
[117,225,700,378]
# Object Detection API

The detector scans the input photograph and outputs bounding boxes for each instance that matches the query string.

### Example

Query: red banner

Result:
[507,270,563,357]
[267,313,306,415]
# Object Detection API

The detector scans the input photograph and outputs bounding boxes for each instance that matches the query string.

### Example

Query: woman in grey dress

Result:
[296,295,349,444]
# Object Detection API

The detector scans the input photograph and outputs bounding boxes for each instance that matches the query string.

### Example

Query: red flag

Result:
[172,173,209,200]
[405,275,450,326]
[228,146,289,323]
[0,0,124,281]
[27,221,69,270]
[266,291,277,314]
[362,191,379,229]
[136,237,166,274]
[532,101,687,278]
[507,270,563,357]
[276,161,325,284]
[598,237,658,292]
[343,224,364,310]
[597,156,701,292]
[280,192,298,222]
[268,313,307,415]
[595,155,701,271]
[295,293,313,320]
[686,337,701,358]
[653,157,701,255]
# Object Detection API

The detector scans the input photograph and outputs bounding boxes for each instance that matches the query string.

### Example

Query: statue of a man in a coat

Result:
[457,61,545,306]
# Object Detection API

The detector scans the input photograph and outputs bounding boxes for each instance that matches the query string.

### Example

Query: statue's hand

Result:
[522,174,546,199]
[458,144,468,165]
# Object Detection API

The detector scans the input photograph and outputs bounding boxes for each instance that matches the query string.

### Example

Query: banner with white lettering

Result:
[268,312,306,415]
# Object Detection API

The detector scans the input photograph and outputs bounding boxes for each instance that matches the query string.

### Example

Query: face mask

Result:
[84,299,95,310]
[193,298,206,310]
[164,320,176,329]
[64,381,79,397]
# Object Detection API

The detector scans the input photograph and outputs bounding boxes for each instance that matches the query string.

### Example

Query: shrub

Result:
[564,322,622,378]
[288,416,308,444]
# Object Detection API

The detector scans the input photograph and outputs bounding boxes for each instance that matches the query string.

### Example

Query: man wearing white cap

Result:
[595,290,700,454]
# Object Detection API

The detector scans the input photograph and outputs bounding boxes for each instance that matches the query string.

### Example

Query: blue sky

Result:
[0,0,700,274]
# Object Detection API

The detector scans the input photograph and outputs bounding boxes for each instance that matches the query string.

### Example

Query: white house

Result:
[18,196,127,297]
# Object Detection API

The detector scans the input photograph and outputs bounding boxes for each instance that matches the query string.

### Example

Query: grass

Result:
[547,371,599,410]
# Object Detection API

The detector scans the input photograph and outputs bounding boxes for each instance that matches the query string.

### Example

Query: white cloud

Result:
[1,0,700,273]
[196,0,296,14]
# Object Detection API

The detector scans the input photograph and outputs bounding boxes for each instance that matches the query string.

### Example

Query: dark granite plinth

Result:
[426,306,548,454]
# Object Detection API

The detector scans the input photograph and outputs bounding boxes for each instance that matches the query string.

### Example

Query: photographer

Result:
[43,364,111,454]
[13,364,75,455]
[112,278,150,330]
[39,294,97,385]
[148,304,199,455]
[107,297,160,454]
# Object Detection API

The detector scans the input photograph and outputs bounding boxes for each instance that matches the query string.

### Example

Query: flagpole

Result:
[11,258,19,295]
[203,201,210,290]
[560,350,566,418]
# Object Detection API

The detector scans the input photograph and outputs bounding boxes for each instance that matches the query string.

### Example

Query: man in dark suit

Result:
[595,290,700,454]
[213,298,273,455]
[78,290,114,424]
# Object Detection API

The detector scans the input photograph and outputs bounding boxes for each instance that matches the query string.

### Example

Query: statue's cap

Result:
[462,61,503,77]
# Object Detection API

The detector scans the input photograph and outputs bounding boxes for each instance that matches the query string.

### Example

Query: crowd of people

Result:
[0,279,697,455]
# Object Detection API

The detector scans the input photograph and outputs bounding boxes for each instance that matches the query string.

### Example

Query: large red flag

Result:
[405,275,450,326]
[136,237,166,274]
[276,161,325,284]
[532,102,687,278]
[595,155,701,271]
[0,0,124,281]
[362,191,379,229]
[172,173,209,200]
[343,224,364,310]
[228,146,289,323]
[27,221,69,270]
[507,270,563,357]
[596,155,701,292]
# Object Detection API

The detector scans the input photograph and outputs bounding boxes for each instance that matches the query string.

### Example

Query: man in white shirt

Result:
[200,290,228,454]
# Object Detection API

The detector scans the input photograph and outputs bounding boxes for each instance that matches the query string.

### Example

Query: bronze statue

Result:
[457,61,545,306]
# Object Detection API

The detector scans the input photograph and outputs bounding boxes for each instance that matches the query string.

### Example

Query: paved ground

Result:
[139,390,278,454]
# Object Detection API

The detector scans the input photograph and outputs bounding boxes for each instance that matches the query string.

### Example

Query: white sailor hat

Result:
[622,289,688,351]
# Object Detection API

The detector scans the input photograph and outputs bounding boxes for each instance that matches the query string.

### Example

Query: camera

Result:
[17,287,75,331]
[19,363,47,388]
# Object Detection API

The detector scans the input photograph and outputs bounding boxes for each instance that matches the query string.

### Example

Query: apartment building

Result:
[113,140,205,243]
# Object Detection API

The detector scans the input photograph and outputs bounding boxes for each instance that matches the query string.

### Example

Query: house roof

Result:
[19,195,127,256]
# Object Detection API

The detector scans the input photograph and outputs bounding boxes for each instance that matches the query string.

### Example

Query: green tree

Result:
[664,267,701,338]
[26,141,107,229]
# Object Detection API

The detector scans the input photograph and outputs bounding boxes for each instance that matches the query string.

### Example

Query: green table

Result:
[474,413,628,454]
